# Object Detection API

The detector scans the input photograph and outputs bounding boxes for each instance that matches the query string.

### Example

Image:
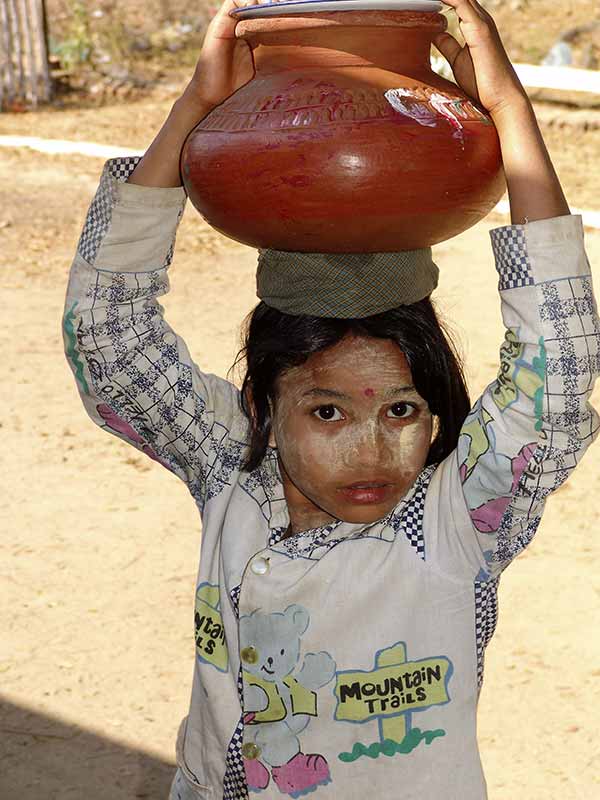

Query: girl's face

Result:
[270,334,433,534]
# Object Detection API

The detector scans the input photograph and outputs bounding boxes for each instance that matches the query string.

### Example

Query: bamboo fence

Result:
[0,0,51,110]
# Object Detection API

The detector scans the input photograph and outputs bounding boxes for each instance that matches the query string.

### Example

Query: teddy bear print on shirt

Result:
[240,604,336,797]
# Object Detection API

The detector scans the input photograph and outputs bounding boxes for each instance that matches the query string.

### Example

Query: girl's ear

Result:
[267,399,277,448]
[244,383,278,448]
[243,383,258,424]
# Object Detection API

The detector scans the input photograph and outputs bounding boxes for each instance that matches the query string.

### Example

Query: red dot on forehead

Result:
[364,388,375,397]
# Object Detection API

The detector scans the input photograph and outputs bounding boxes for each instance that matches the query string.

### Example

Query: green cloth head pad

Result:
[256,248,439,318]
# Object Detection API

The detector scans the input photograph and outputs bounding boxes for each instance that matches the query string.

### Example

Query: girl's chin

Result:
[339,508,394,525]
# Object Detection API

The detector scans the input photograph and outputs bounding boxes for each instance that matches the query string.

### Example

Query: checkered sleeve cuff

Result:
[489,225,535,292]
[77,157,187,271]
[490,215,588,292]
[107,155,142,182]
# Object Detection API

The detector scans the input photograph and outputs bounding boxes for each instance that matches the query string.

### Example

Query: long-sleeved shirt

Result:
[64,157,600,800]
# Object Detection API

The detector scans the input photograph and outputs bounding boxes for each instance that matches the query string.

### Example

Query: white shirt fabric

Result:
[64,158,600,800]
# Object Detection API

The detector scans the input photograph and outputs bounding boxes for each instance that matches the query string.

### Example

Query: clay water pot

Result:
[181,10,505,253]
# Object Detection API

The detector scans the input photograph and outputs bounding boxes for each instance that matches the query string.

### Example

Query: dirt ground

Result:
[2,65,600,800]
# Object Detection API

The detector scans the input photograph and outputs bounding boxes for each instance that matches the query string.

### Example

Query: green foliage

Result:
[47,0,209,80]
[50,1,93,72]
[49,0,134,74]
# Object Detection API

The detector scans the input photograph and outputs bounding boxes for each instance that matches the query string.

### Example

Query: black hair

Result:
[234,299,471,473]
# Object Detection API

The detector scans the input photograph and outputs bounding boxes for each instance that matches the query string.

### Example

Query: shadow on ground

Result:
[0,697,175,800]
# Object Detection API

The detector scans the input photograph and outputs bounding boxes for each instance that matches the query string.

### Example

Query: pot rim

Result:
[235,10,447,38]
[230,0,444,20]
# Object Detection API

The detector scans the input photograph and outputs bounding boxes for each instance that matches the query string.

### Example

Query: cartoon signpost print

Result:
[195,583,228,672]
[334,642,453,763]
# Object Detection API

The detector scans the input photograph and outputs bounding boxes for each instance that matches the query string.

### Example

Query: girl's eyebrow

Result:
[382,386,416,399]
[302,387,349,400]
[301,386,415,400]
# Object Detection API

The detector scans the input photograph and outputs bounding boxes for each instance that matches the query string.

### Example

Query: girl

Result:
[63,1,599,798]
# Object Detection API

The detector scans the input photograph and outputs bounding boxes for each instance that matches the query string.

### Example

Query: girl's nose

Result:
[347,422,389,465]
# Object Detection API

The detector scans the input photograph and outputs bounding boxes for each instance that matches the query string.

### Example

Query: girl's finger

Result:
[440,0,490,26]
[209,0,258,28]
[229,0,260,12]
[433,32,463,68]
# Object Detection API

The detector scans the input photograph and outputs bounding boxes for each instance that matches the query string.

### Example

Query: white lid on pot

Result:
[231,1,444,20]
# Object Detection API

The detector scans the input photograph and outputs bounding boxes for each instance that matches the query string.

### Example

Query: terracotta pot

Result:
[181,10,505,253]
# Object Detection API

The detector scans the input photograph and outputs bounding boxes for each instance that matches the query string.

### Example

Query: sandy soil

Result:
[1,90,600,800]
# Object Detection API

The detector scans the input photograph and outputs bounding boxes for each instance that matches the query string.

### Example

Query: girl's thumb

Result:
[433,32,463,66]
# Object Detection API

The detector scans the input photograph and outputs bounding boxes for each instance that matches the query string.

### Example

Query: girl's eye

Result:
[313,405,344,422]
[386,402,416,419]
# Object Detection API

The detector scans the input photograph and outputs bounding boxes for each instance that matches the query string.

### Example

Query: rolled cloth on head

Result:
[256,248,439,318]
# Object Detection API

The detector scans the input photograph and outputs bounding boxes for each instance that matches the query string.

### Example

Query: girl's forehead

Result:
[281,335,413,392]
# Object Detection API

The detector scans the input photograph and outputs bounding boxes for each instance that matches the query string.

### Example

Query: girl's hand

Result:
[129,0,275,187]
[183,0,263,109]
[434,0,528,119]
[435,1,568,226]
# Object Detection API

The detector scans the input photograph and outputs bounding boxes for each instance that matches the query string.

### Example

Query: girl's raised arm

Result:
[63,1,262,507]
[435,0,569,224]
[127,0,258,188]
[430,0,599,578]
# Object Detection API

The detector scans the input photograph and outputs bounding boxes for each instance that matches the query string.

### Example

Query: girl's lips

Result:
[339,484,393,504]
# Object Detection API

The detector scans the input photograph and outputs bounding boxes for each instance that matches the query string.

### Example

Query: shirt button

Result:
[241,646,258,665]
[251,557,270,576]
[242,742,261,760]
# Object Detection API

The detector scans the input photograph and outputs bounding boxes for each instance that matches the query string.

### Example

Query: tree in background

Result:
[1,0,52,110]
